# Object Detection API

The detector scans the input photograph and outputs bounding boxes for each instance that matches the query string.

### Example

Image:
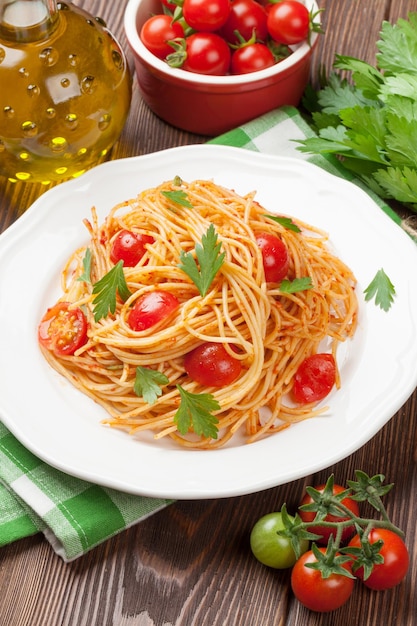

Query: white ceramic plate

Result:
[1,145,417,499]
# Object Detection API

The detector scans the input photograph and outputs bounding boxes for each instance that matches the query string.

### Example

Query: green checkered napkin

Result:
[0,106,403,561]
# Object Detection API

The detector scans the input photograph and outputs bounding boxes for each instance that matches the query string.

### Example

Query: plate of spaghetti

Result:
[1,145,417,498]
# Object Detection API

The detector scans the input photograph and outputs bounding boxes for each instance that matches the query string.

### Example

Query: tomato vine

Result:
[251,471,410,612]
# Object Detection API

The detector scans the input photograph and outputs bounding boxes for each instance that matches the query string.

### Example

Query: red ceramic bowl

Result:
[124,0,320,136]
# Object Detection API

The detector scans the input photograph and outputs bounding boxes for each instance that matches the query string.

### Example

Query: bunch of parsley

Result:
[298,12,417,212]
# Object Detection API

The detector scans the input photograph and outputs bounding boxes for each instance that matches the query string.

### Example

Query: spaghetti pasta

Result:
[39,178,358,449]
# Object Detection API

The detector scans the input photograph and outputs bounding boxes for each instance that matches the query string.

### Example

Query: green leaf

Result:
[263,214,301,233]
[316,72,376,114]
[77,248,92,283]
[339,107,388,163]
[278,504,322,556]
[297,125,352,156]
[92,261,132,322]
[333,55,383,98]
[376,14,417,74]
[279,277,313,294]
[380,73,417,101]
[297,12,417,209]
[342,534,385,580]
[178,223,225,297]
[363,268,396,311]
[161,189,193,208]
[382,95,417,123]
[385,113,417,167]
[174,385,220,439]
[374,166,417,204]
[311,110,341,131]
[301,475,353,519]
[347,470,394,509]
[306,539,356,579]
[134,367,169,405]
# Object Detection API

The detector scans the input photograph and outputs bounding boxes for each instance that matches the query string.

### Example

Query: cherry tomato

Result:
[348,529,410,590]
[38,302,88,357]
[255,232,289,283]
[299,484,360,545]
[110,230,154,267]
[292,353,336,404]
[183,32,231,75]
[266,0,310,45]
[250,511,309,569]
[140,14,185,59]
[183,0,231,32]
[127,290,180,331]
[184,342,242,387]
[219,0,268,45]
[291,548,355,612]
[231,42,275,74]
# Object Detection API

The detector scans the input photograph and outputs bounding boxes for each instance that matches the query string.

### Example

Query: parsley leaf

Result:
[92,261,132,321]
[161,189,193,208]
[174,385,220,439]
[298,13,417,209]
[77,248,92,283]
[134,367,169,404]
[263,214,301,233]
[178,223,225,296]
[364,268,396,311]
[279,277,313,293]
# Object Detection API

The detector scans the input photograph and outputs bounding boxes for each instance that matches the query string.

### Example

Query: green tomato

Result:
[250,512,309,569]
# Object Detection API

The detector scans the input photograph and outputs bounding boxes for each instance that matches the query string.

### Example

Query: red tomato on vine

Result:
[291,548,355,612]
[348,529,410,590]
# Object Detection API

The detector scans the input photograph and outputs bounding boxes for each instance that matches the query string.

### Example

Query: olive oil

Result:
[0,0,132,184]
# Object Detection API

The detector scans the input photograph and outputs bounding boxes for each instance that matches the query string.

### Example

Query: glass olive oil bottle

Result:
[0,0,132,184]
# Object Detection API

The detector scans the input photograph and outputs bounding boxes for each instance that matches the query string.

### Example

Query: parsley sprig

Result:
[134,367,169,404]
[299,12,417,210]
[364,268,396,311]
[77,248,92,283]
[263,214,302,233]
[174,385,220,439]
[161,189,193,208]
[279,277,313,294]
[133,370,220,439]
[178,223,225,297]
[92,261,132,322]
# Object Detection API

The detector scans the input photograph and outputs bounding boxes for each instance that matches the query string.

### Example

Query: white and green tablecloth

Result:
[0,105,410,562]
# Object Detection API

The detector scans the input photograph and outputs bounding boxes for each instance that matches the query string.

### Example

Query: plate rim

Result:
[1,144,417,499]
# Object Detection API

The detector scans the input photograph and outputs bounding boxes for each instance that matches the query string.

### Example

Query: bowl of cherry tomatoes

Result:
[124,0,321,135]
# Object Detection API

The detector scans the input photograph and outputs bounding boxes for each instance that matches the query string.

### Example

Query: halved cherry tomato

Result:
[291,547,355,612]
[299,483,360,545]
[231,42,275,74]
[184,342,242,387]
[255,232,289,282]
[292,353,336,404]
[219,0,268,45]
[348,529,410,590]
[140,14,185,59]
[110,229,154,267]
[183,0,231,32]
[127,290,180,331]
[38,302,88,356]
[266,0,310,45]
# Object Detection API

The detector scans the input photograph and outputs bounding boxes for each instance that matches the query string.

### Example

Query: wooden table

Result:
[1,1,416,624]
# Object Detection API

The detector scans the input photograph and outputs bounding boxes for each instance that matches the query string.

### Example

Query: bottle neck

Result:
[0,0,59,43]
